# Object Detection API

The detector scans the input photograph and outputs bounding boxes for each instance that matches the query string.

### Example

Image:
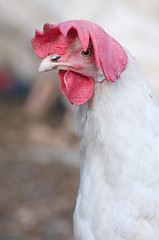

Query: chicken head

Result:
[31,20,128,105]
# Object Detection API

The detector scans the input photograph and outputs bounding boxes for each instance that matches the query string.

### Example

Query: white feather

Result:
[73,49,159,240]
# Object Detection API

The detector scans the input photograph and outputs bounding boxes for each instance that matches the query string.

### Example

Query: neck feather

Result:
[74,50,159,182]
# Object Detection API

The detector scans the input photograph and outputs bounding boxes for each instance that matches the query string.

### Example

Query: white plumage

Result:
[74,50,159,240]
[32,20,159,240]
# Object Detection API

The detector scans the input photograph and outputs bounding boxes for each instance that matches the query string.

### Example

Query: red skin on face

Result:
[32,20,128,105]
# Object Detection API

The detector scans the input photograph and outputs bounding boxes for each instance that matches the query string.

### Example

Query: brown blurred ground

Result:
[0,1,159,240]
[0,98,80,240]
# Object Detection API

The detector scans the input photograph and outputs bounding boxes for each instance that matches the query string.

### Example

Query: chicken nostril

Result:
[51,55,61,62]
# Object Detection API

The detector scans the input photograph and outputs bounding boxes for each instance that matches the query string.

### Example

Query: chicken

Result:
[32,20,159,240]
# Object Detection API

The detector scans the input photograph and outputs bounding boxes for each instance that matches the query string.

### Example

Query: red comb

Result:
[32,20,128,82]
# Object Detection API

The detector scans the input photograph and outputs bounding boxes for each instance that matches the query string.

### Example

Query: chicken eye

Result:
[80,48,93,58]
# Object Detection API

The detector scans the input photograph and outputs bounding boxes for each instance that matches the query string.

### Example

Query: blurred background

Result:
[0,0,159,239]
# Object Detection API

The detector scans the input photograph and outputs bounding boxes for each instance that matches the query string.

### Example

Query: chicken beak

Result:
[38,55,59,72]
[38,55,74,73]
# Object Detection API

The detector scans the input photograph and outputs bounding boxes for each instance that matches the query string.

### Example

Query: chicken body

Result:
[74,50,159,240]
[32,20,159,240]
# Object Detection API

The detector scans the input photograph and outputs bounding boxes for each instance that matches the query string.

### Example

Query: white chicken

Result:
[32,20,159,240]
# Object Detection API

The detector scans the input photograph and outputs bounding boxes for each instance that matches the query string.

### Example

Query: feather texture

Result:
[74,50,159,240]
[32,20,159,240]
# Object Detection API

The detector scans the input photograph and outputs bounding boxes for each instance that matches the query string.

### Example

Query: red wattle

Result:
[58,70,94,106]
